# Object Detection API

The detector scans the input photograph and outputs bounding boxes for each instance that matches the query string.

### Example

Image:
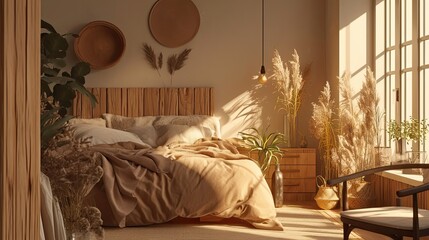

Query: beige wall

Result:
[42,0,326,147]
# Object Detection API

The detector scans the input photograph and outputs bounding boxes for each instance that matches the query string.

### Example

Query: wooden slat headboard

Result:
[73,87,214,118]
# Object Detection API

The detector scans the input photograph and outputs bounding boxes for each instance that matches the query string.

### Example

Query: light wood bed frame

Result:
[73,87,213,118]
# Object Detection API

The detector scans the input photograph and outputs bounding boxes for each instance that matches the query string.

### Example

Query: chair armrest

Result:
[397,181,429,197]
[327,163,429,186]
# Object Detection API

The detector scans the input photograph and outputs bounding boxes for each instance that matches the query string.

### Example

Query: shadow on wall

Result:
[219,84,266,138]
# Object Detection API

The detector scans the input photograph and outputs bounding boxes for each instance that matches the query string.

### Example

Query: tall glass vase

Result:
[283,114,297,147]
[271,164,284,207]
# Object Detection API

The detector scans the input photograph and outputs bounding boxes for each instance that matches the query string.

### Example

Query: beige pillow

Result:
[153,115,222,138]
[156,125,212,146]
[102,113,156,130]
[72,124,147,146]
[126,125,158,147]
[68,118,106,127]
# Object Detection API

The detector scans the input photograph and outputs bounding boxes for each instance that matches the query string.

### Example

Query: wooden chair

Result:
[327,164,429,240]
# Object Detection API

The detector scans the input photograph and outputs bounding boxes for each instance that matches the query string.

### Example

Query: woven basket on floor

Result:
[347,179,375,209]
[314,176,339,210]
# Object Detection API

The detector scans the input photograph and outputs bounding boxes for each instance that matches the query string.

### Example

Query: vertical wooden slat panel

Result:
[162,88,179,115]
[121,88,128,116]
[144,88,160,115]
[371,174,429,209]
[107,88,122,115]
[194,88,211,115]
[1,0,40,239]
[138,88,145,116]
[127,88,139,117]
[178,88,194,115]
[73,91,83,117]
[91,88,106,118]
[80,88,93,118]
[209,88,214,115]
[73,87,213,118]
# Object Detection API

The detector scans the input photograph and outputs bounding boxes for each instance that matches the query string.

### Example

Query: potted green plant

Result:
[40,20,97,148]
[387,117,429,154]
[239,126,284,207]
[239,127,284,175]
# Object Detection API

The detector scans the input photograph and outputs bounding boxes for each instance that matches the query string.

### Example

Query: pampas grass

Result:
[310,82,338,179]
[312,67,381,177]
[334,67,379,175]
[272,49,305,147]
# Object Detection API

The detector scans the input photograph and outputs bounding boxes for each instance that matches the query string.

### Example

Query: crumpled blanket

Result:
[88,139,283,231]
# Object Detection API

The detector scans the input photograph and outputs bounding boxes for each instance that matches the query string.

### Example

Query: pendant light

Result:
[257,0,267,84]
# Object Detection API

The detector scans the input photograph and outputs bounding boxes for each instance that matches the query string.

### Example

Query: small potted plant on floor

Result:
[239,126,284,207]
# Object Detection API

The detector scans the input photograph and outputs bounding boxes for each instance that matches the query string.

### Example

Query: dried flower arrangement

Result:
[41,128,104,239]
[142,43,192,85]
[334,67,381,175]
[310,82,337,180]
[311,67,381,177]
[271,49,305,147]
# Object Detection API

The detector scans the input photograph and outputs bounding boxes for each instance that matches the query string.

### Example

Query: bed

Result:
[71,87,282,231]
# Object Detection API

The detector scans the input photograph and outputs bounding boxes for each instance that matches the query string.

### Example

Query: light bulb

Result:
[258,65,267,84]
[258,74,268,84]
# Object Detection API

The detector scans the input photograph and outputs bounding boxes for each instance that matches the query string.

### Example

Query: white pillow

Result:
[72,124,147,146]
[68,118,106,127]
[125,125,158,148]
[156,125,212,146]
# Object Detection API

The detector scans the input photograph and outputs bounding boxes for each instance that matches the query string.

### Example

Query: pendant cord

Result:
[261,0,265,66]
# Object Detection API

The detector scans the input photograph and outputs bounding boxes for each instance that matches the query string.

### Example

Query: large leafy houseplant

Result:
[41,20,97,148]
[239,127,284,175]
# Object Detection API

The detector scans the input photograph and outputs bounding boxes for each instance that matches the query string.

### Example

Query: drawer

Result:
[283,178,316,193]
[280,148,316,165]
[266,165,316,179]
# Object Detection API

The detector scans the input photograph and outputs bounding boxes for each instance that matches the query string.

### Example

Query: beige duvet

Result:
[88,139,283,231]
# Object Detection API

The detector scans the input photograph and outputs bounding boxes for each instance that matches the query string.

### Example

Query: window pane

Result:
[422,0,429,37]
[387,0,396,47]
[401,45,412,69]
[388,74,396,124]
[387,50,395,72]
[401,72,412,121]
[420,69,428,151]
[421,40,429,66]
[401,0,413,43]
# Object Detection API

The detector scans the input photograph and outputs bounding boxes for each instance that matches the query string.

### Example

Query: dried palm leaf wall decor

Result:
[142,43,191,85]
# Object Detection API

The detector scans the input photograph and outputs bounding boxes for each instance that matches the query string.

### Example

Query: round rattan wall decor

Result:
[74,21,126,69]
[149,0,200,48]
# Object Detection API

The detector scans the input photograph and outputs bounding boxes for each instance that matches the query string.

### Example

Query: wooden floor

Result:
[102,202,384,240]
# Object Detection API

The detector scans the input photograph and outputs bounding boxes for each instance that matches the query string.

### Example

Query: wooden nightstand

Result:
[265,148,317,202]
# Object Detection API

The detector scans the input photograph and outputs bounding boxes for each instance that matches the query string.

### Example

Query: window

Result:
[378,0,429,152]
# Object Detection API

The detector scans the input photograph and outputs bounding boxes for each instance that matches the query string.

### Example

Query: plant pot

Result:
[314,175,339,210]
[271,164,283,208]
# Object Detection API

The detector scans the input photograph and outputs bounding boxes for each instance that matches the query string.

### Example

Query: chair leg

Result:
[343,223,352,240]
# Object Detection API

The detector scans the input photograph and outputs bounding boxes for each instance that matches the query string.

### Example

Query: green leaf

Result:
[41,20,57,33]
[42,67,60,76]
[68,82,98,107]
[42,76,75,85]
[43,32,68,59]
[41,80,52,97]
[71,62,91,78]
[53,84,75,108]
[42,57,66,68]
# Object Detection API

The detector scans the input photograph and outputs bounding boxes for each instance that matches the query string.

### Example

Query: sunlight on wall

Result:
[220,88,263,138]
[340,11,369,94]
